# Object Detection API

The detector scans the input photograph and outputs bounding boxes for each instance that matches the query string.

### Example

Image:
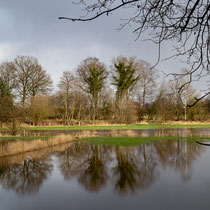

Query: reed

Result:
[0,134,77,157]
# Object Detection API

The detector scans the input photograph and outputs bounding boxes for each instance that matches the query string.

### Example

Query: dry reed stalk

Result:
[0,142,72,165]
[0,134,77,157]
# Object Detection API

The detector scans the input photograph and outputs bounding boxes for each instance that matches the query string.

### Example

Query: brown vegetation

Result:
[0,55,210,128]
[0,134,77,157]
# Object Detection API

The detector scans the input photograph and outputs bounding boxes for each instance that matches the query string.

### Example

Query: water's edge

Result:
[0,128,210,157]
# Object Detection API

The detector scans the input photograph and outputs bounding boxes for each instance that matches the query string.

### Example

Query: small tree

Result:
[58,71,76,124]
[29,65,52,98]
[168,77,196,121]
[134,60,158,120]
[152,82,176,121]
[187,98,209,121]
[0,78,14,127]
[0,62,17,95]
[0,98,23,135]
[27,95,54,126]
[6,105,23,136]
[0,77,10,97]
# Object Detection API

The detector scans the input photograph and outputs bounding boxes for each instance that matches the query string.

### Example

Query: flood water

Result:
[1,127,210,138]
[1,133,210,210]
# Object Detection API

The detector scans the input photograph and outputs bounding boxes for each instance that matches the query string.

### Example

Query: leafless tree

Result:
[12,56,52,108]
[0,61,17,95]
[152,82,177,121]
[135,60,158,118]
[29,65,52,98]
[168,77,196,120]
[27,95,54,126]
[59,0,210,104]
[58,71,77,124]
[0,96,13,127]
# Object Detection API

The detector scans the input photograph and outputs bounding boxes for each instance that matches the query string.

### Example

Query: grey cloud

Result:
[1,0,203,90]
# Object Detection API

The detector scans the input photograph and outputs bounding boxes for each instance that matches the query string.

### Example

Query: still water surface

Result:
[1,127,210,137]
[0,139,210,210]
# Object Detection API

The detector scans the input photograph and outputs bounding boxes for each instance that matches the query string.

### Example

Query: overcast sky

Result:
[0,0,206,91]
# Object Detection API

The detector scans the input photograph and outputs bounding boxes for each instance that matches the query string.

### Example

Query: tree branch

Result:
[188,91,210,107]
[59,0,139,21]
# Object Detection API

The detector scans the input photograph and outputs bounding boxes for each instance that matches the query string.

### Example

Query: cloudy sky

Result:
[0,0,205,90]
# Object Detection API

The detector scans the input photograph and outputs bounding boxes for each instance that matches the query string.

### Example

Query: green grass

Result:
[80,136,210,146]
[0,136,50,141]
[1,135,210,146]
[0,123,209,131]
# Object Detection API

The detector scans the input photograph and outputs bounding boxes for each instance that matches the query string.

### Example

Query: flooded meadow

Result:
[0,128,210,210]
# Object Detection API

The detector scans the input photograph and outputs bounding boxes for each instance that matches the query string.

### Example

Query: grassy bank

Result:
[80,136,210,146]
[0,134,210,156]
[0,134,76,157]
[1,123,210,131]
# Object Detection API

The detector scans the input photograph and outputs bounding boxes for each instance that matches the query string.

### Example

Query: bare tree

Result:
[59,0,210,103]
[135,60,158,119]
[0,77,10,98]
[5,104,23,136]
[29,66,52,98]
[58,71,76,124]
[0,61,17,95]
[168,77,196,120]
[0,78,13,127]
[27,95,54,126]
[152,82,176,121]
[98,87,115,120]
[12,56,52,108]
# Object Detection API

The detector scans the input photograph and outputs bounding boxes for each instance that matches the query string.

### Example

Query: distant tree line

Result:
[0,55,209,127]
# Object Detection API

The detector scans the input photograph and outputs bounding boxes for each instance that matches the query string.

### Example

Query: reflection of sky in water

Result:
[0,140,210,210]
[1,127,210,138]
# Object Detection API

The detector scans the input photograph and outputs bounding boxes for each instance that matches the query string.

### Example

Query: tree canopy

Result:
[0,56,53,108]
[77,57,108,120]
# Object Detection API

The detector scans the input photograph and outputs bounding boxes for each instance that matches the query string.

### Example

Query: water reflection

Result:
[79,145,108,191]
[0,139,205,197]
[154,140,203,181]
[58,143,109,191]
[1,127,210,138]
[0,156,53,196]
[112,145,158,195]
[56,139,204,195]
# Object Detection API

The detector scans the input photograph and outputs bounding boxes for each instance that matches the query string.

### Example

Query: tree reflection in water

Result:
[78,145,108,191]
[0,157,53,196]
[113,145,158,195]
[59,140,203,194]
[0,139,204,196]
[58,142,109,191]
[154,139,204,181]
[57,140,203,195]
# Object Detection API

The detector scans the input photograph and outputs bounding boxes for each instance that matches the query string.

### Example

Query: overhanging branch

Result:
[59,0,139,21]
